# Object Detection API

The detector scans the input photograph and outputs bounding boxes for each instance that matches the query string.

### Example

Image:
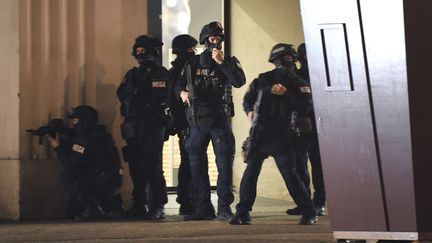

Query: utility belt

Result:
[120,104,170,141]
[258,111,312,135]
[185,102,232,124]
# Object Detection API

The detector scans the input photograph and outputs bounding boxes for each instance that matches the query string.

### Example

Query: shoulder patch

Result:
[72,144,86,154]
[232,56,242,69]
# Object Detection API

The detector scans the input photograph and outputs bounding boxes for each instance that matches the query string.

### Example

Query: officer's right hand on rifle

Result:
[247,111,254,124]
[271,84,288,95]
[180,90,190,106]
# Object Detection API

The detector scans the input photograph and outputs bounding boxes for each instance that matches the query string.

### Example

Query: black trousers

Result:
[308,131,326,206]
[236,148,315,216]
[294,134,311,197]
[127,125,168,209]
[176,131,193,207]
[184,121,235,214]
[294,131,326,207]
[62,170,122,216]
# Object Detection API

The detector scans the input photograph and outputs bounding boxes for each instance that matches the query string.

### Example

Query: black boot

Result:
[74,206,106,221]
[286,206,303,215]
[315,205,326,216]
[148,206,165,220]
[229,211,251,225]
[216,208,234,221]
[298,213,318,225]
[124,203,148,218]
[179,204,195,215]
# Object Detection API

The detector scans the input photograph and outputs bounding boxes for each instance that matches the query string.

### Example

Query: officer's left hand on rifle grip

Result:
[47,133,60,149]
[180,90,190,106]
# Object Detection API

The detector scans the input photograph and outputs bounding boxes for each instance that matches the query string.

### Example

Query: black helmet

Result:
[268,43,297,63]
[199,21,224,44]
[131,34,163,57]
[172,34,198,54]
[297,43,306,61]
[68,105,98,132]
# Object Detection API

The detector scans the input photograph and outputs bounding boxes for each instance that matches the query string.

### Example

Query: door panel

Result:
[300,0,387,230]
[360,0,416,231]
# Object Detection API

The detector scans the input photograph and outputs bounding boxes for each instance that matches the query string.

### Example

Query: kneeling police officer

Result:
[48,105,124,220]
[229,44,317,225]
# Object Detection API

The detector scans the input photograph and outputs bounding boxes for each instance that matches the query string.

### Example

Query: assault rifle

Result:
[27,118,72,145]
[185,63,198,127]
[241,89,263,163]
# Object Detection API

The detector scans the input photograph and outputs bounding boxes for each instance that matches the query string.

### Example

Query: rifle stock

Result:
[185,63,198,127]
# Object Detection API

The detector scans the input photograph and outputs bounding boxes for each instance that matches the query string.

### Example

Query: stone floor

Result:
[0,193,333,242]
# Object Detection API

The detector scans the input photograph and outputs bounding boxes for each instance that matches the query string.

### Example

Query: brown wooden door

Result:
[300,0,387,231]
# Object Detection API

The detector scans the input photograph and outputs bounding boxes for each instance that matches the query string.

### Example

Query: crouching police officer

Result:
[117,35,169,219]
[168,34,201,215]
[176,21,246,220]
[48,105,124,220]
[229,44,317,225]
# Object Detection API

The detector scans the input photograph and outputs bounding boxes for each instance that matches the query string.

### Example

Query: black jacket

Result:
[168,58,189,134]
[243,69,312,153]
[117,62,171,125]
[54,125,121,176]
[175,50,246,127]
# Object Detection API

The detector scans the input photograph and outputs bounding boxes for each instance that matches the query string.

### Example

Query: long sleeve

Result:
[217,56,246,88]
[90,133,121,174]
[54,145,73,171]
[286,77,313,116]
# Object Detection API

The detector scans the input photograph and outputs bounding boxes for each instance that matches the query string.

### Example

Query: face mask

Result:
[73,121,85,134]
[135,48,158,65]
[275,56,296,72]
[179,51,195,61]
[206,41,222,51]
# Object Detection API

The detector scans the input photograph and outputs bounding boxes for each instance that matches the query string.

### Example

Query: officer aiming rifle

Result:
[27,118,72,145]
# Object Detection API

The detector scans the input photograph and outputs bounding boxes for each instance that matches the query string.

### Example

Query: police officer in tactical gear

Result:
[175,21,246,221]
[48,105,124,220]
[117,34,169,219]
[286,43,327,216]
[168,34,200,215]
[229,44,317,225]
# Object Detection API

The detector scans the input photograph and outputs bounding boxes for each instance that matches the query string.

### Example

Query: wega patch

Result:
[152,81,166,88]
[72,144,86,154]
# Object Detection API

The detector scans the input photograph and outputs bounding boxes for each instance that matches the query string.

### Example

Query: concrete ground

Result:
[0,193,333,243]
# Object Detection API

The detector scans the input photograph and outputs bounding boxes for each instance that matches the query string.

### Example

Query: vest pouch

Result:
[120,119,137,140]
[297,117,313,133]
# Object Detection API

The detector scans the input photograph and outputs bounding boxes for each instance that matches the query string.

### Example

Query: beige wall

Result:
[0,0,20,221]
[0,161,20,220]
[231,0,304,201]
[0,0,20,159]
[1,0,150,219]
